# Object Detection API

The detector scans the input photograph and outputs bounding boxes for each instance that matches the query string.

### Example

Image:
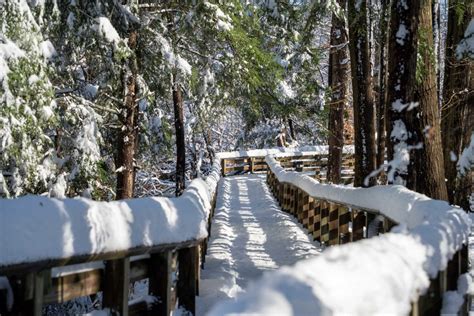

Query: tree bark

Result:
[327,0,349,184]
[173,78,186,197]
[116,29,139,200]
[288,118,296,141]
[348,0,377,187]
[376,0,389,172]
[386,0,421,188]
[442,1,473,209]
[413,0,448,200]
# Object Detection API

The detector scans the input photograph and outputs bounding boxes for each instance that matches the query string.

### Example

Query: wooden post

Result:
[8,272,40,315]
[313,200,321,242]
[33,270,48,316]
[307,197,315,234]
[338,206,351,244]
[328,203,339,246]
[149,251,172,316]
[296,189,303,222]
[250,157,255,173]
[320,201,329,245]
[302,194,312,230]
[103,258,130,316]
[284,184,290,212]
[195,246,200,295]
[293,187,299,216]
[289,186,295,215]
[366,213,377,238]
[352,210,366,241]
[177,246,198,315]
[221,159,227,177]
[279,181,284,206]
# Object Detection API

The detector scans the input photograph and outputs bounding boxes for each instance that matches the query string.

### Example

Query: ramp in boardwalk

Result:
[197,174,322,315]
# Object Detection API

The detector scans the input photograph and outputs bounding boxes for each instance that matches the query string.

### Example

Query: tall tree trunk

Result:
[173,78,186,197]
[348,0,377,187]
[413,0,448,200]
[442,1,473,210]
[432,0,442,105]
[327,0,349,184]
[105,26,139,316]
[376,0,390,172]
[116,29,139,200]
[288,118,296,141]
[386,0,421,188]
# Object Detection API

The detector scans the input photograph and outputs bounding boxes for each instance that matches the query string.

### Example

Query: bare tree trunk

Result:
[386,0,421,188]
[288,118,296,141]
[432,0,442,105]
[376,0,389,173]
[116,29,139,200]
[173,78,186,197]
[413,0,448,200]
[327,0,349,184]
[348,0,377,187]
[442,1,473,209]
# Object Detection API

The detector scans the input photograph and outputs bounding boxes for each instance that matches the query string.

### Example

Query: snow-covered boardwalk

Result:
[197,174,321,315]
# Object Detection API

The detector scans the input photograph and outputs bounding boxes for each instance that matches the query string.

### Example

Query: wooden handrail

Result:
[265,156,470,315]
[0,148,469,315]
[0,165,221,316]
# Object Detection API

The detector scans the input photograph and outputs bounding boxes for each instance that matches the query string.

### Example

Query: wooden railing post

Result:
[296,189,303,222]
[9,271,46,316]
[328,203,339,246]
[177,246,198,315]
[320,201,329,245]
[338,206,351,244]
[307,197,315,235]
[302,193,311,229]
[221,159,227,177]
[149,251,172,316]
[313,199,321,242]
[292,187,299,216]
[279,181,284,206]
[103,258,130,316]
[352,210,366,242]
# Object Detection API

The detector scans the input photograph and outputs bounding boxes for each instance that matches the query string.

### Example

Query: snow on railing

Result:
[218,145,354,177]
[0,164,221,270]
[208,153,472,316]
[0,159,222,315]
[216,145,354,159]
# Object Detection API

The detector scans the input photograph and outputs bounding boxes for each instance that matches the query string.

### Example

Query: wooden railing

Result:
[0,166,220,316]
[0,148,469,316]
[221,151,355,184]
[264,155,470,316]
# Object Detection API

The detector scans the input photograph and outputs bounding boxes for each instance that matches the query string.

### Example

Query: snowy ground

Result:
[196,174,322,315]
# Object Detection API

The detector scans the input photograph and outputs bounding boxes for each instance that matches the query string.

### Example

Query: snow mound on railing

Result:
[209,233,428,315]
[207,155,471,315]
[216,145,354,159]
[0,163,221,267]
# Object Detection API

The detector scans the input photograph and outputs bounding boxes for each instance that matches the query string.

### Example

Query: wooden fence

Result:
[221,152,355,184]
[0,190,218,316]
[0,150,468,316]
[265,158,469,316]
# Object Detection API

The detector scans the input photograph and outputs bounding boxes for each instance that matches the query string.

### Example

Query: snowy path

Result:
[196,174,322,315]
